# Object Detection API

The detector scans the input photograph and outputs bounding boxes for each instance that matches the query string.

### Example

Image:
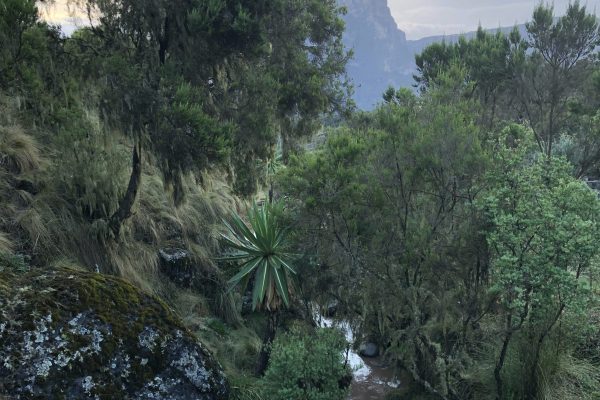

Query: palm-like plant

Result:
[221,202,296,312]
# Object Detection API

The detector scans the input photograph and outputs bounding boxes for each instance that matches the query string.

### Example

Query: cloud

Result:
[39,0,600,40]
[38,0,91,35]
[388,0,600,39]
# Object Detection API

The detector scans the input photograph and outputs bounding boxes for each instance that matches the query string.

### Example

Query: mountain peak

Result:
[339,1,528,109]
[339,0,406,43]
[339,0,411,109]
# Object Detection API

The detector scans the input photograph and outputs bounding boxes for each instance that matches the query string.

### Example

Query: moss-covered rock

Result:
[0,267,229,399]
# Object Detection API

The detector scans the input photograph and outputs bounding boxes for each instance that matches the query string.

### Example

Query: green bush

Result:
[261,326,351,400]
[0,252,29,272]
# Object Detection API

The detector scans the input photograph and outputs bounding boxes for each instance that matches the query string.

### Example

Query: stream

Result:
[315,312,405,399]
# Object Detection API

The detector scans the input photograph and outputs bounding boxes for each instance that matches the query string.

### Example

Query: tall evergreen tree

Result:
[73,0,350,232]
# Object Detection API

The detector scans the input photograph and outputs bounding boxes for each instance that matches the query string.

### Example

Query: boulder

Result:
[324,300,338,317]
[0,267,229,399]
[241,293,253,315]
[359,342,379,358]
[158,248,196,288]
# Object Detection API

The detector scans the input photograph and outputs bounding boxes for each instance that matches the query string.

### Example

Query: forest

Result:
[0,0,599,399]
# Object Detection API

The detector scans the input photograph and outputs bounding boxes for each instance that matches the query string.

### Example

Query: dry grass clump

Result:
[0,125,41,174]
[0,232,14,254]
[0,120,45,256]
[0,95,254,369]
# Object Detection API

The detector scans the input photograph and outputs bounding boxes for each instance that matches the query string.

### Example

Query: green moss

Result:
[1,267,184,339]
[0,266,229,398]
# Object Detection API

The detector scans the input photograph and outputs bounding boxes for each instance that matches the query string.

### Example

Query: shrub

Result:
[261,326,351,400]
[0,252,29,272]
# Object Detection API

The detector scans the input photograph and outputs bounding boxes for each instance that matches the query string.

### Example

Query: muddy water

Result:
[348,355,405,400]
[315,311,406,399]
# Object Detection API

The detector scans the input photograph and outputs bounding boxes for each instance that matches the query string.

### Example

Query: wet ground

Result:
[348,355,405,400]
[315,309,406,399]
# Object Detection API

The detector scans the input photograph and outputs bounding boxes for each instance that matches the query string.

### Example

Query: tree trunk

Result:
[526,304,565,400]
[496,293,531,400]
[495,310,517,400]
[256,311,278,376]
[526,337,543,400]
[109,141,142,236]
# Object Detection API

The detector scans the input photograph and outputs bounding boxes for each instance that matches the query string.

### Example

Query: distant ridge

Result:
[407,24,529,53]
[339,0,528,109]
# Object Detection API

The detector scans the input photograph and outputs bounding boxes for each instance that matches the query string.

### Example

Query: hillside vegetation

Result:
[1,1,600,400]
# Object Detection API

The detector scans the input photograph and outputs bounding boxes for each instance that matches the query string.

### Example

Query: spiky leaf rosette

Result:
[221,202,296,311]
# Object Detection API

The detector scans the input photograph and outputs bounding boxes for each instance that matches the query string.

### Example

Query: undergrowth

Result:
[0,94,255,368]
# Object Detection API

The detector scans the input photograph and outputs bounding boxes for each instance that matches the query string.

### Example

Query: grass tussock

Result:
[462,319,600,400]
[538,354,600,400]
[198,320,263,374]
[0,125,41,174]
[0,120,46,256]
[0,232,13,254]
[229,375,265,400]
[0,96,258,379]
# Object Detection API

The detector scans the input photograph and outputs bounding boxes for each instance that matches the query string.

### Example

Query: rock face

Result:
[0,267,229,399]
[339,0,413,109]
[159,248,196,288]
[359,342,379,358]
[158,248,223,303]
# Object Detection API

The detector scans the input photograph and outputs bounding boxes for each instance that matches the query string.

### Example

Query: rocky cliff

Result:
[339,0,414,109]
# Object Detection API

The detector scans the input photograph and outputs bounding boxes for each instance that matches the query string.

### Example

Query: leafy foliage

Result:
[281,61,600,399]
[261,326,351,400]
[2,1,600,399]
[281,79,488,398]
[477,131,600,398]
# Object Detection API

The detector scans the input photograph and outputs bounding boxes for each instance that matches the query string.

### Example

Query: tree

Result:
[72,0,351,233]
[478,130,600,399]
[414,27,524,129]
[221,202,296,375]
[560,66,600,177]
[280,74,490,399]
[0,0,38,87]
[414,2,600,165]
[230,0,352,194]
[0,0,66,124]
[515,1,600,157]
[70,0,274,235]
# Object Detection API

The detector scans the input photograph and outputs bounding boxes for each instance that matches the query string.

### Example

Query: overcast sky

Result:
[388,0,600,39]
[42,1,600,40]
[39,0,88,35]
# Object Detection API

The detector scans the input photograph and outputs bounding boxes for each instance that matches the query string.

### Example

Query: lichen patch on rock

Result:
[0,268,229,400]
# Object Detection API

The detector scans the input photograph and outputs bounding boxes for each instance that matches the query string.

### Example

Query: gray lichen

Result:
[0,268,229,400]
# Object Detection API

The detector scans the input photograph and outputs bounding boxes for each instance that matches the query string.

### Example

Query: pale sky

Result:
[38,0,90,35]
[41,1,600,40]
[388,0,600,39]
